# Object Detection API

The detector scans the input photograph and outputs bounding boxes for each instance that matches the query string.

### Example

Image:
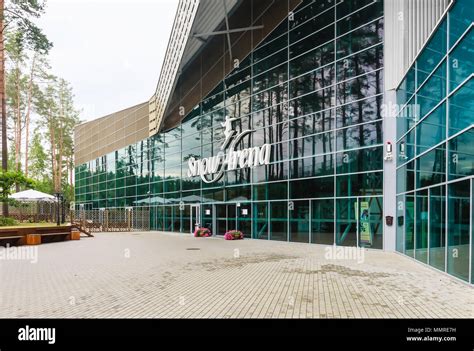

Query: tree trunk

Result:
[58,90,64,194]
[69,157,73,187]
[58,121,63,193]
[0,0,9,216]
[49,113,57,192]
[24,54,37,178]
[15,63,21,192]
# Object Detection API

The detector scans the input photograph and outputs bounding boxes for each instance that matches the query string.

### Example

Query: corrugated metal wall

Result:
[384,0,451,90]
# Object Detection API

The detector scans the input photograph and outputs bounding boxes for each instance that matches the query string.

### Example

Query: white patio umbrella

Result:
[9,189,56,202]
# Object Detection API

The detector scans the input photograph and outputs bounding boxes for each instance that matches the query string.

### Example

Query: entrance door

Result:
[214,204,227,236]
[190,204,201,234]
[201,204,213,233]
[212,204,239,236]
[237,203,252,238]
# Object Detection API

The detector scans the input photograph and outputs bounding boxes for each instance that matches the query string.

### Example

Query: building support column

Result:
[383,89,398,252]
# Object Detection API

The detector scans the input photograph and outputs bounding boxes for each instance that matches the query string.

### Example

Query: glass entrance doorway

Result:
[200,203,249,237]
[190,204,200,234]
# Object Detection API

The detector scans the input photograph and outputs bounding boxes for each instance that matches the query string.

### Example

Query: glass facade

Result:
[75,0,385,248]
[396,0,473,283]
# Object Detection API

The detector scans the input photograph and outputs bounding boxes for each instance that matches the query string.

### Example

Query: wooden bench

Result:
[39,232,77,244]
[0,235,23,240]
[0,226,85,246]
[0,235,23,242]
[39,232,70,237]
[0,232,24,245]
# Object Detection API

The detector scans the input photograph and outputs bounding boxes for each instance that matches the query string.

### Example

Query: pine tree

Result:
[0,0,52,216]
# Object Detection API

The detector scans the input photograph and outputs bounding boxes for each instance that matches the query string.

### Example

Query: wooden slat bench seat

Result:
[40,232,70,237]
[39,232,72,244]
[0,225,87,246]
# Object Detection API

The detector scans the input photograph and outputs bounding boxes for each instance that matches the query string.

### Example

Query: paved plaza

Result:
[0,232,472,318]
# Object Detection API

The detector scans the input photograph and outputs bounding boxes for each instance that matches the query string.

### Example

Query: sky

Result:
[37,0,179,122]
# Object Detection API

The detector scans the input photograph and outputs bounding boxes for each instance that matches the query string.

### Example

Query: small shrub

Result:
[0,217,18,227]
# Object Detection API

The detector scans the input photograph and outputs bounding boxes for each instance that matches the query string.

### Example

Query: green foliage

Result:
[2,1,79,216]
[6,0,53,54]
[0,170,36,203]
[33,177,54,195]
[0,217,18,227]
[61,183,74,203]
[28,132,48,180]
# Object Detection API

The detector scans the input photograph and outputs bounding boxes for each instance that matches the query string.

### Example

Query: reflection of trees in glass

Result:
[338,24,383,172]
[290,58,335,179]
[262,87,286,180]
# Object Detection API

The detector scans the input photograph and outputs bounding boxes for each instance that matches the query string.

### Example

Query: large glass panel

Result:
[202,204,213,233]
[416,145,446,188]
[270,201,288,241]
[289,42,334,78]
[448,128,474,180]
[449,0,474,49]
[182,206,191,234]
[237,203,252,238]
[215,204,227,236]
[156,207,164,232]
[290,25,334,59]
[336,146,383,174]
[415,190,429,264]
[396,195,404,253]
[289,65,334,99]
[429,186,446,271]
[227,205,237,231]
[396,67,416,107]
[336,172,383,197]
[336,95,383,128]
[290,154,334,179]
[336,198,357,246]
[449,78,474,136]
[405,195,415,258]
[253,181,287,200]
[418,60,447,120]
[449,31,474,92]
[337,71,383,106]
[357,197,383,249]
[472,181,474,285]
[172,206,181,233]
[253,202,269,240]
[336,0,383,37]
[336,19,384,59]
[290,11,333,44]
[311,199,334,245]
[416,19,447,87]
[291,176,334,199]
[337,0,372,18]
[447,180,470,281]
[289,200,310,243]
[416,103,446,155]
[336,121,383,151]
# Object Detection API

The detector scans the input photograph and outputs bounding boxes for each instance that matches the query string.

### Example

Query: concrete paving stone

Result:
[0,231,472,318]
